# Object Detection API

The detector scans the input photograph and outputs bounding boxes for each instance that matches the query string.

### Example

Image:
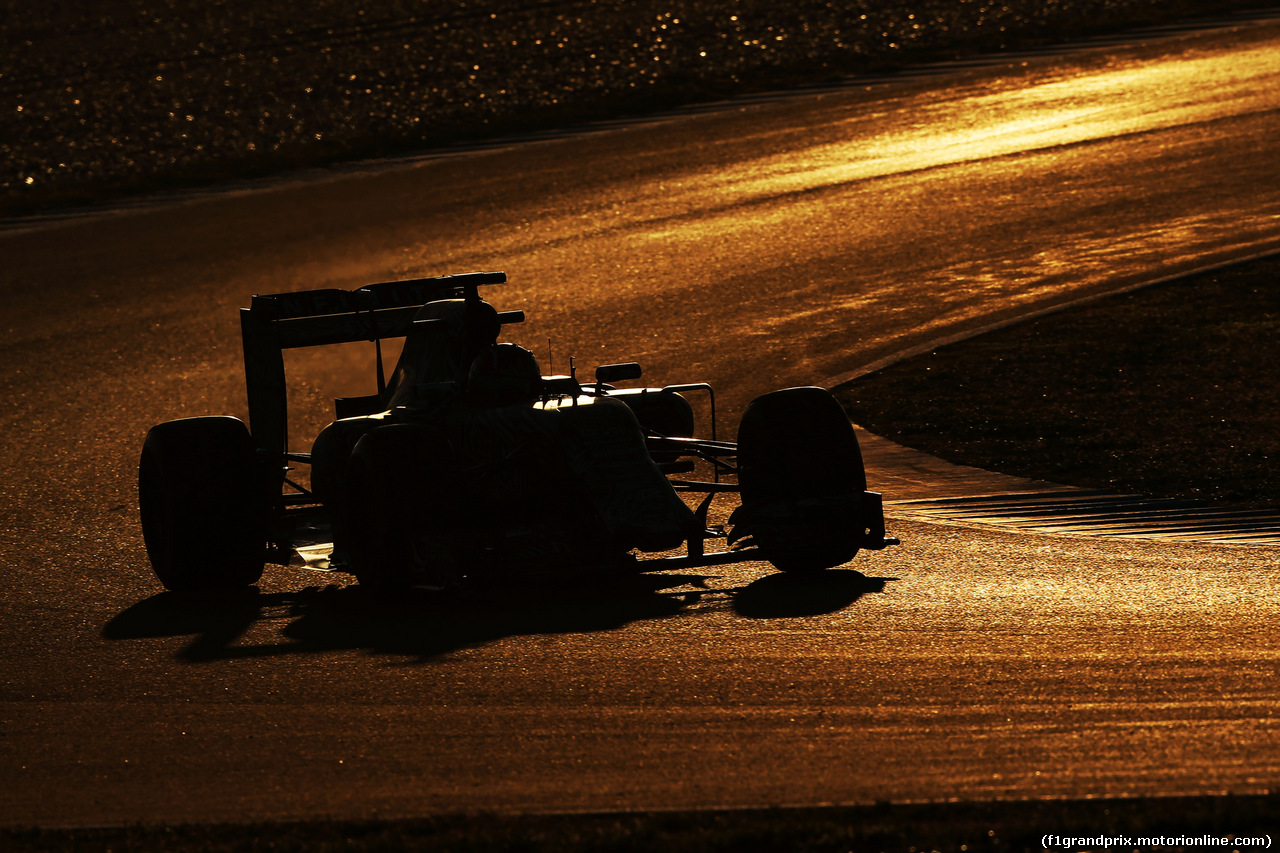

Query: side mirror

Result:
[594,362,643,385]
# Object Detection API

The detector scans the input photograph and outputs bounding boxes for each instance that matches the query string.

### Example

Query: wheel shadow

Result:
[732,570,891,619]
[103,569,894,663]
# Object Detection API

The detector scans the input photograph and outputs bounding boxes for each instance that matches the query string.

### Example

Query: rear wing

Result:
[241,271,519,460]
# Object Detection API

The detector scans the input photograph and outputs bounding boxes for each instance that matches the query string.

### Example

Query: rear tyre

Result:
[344,424,460,593]
[734,387,869,573]
[139,417,269,590]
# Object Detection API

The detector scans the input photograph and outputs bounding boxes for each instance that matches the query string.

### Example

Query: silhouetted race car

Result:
[139,272,898,592]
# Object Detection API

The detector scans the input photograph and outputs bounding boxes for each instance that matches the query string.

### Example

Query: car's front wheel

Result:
[732,386,872,573]
[138,416,269,590]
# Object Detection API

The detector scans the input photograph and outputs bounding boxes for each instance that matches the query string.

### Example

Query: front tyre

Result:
[139,416,269,590]
[733,387,871,573]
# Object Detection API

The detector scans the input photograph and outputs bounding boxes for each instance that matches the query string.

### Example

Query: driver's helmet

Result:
[465,343,543,407]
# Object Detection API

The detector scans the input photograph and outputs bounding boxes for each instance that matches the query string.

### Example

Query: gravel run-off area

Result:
[4,0,1276,215]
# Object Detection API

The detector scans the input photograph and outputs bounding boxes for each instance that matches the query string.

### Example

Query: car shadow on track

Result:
[103,569,894,663]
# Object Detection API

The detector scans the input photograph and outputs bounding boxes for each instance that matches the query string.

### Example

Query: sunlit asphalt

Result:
[1,18,1279,827]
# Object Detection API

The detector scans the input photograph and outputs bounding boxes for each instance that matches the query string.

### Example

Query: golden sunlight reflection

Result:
[707,45,1280,206]
[428,41,1280,297]
[793,204,1280,350]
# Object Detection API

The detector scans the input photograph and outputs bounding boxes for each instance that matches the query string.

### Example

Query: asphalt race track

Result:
[2,15,1279,828]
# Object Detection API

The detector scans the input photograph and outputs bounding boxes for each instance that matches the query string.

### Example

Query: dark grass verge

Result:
[4,794,1277,852]
[835,254,1280,507]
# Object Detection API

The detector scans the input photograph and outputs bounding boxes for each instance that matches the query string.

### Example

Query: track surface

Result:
[2,17,1279,827]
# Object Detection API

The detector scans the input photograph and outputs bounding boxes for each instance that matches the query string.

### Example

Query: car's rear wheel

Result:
[138,417,269,590]
[344,424,460,593]
[733,386,869,573]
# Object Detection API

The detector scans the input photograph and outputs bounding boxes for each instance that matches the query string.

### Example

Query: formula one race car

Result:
[139,272,898,592]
